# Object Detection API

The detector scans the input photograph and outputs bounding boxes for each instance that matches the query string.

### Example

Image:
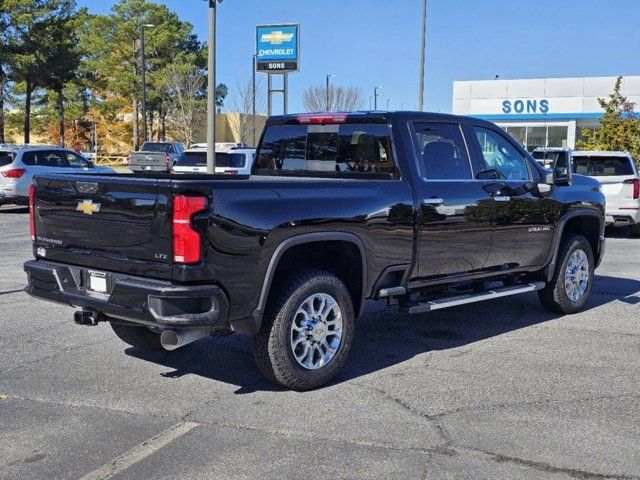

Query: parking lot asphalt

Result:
[0,205,638,480]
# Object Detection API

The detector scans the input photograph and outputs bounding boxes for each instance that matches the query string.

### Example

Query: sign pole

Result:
[267,74,273,116]
[283,74,289,115]
[252,55,257,147]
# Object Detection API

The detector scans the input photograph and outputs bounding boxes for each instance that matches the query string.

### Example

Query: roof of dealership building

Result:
[452,75,640,121]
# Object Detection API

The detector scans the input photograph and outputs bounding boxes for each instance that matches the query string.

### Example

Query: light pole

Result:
[252,55,258,147]
[374,86,382,110]
[140,23,155,143]
[326,74,335,111]
[206,0,222,174]
[418,0,427,111]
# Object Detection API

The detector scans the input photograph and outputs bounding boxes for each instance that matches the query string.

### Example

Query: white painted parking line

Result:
[79,421,200,480]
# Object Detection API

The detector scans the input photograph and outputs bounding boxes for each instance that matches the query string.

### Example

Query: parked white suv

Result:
[172,147,256,175]
[572,151,640,235]
[0,146,116,207]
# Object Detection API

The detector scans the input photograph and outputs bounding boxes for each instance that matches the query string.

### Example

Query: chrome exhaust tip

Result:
[160,328,210,351]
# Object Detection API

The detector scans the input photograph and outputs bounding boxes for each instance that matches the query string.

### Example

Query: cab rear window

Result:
[573,156,635,176]
[254,124,395,176]
[0,152,14,167]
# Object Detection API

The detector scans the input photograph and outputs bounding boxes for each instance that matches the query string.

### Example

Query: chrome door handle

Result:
[423,198,444,206]
[493,195,511,202]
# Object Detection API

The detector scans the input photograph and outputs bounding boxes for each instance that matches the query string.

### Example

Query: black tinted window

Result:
[413,123,471,180]
[216,153,246,168]
[254,124,394,175]
[176,152,206,167]
[572,156,635,176]
[0,152,14,167]
[176,152,247,168]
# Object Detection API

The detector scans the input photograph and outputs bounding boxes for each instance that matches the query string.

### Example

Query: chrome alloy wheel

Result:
[290,293,343,370]
[564,249,590,302]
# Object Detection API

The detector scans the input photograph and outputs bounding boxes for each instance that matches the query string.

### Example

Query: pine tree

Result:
[578,76,640,167]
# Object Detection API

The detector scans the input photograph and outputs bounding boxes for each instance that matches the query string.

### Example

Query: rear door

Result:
[33,175,174,279]
[467,124,554,269]
[411,121,494,280]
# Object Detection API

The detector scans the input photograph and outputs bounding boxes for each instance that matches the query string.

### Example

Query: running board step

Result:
[402,282,546,314]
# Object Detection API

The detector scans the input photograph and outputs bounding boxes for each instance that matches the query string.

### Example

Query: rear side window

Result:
[412,122,471,180]
[22,151,69,168]
[254,124,395,176]
[572,156,635,176]
[0,152,14,167]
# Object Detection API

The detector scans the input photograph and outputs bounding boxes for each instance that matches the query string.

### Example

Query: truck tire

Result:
[110,322,164,352]
[538,234,594,314]
[252,269,355,391]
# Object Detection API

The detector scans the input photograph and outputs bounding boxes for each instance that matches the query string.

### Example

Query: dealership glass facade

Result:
[452,76,640,151]
[503,125,569,151]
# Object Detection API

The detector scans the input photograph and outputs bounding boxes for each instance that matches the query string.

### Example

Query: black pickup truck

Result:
[24,112,606,390]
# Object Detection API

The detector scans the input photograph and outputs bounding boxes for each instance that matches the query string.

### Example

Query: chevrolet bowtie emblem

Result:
[76,199,101,215]
[261,31,294,45]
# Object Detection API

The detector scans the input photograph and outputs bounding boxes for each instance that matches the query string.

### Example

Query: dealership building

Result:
[452,76,640,151]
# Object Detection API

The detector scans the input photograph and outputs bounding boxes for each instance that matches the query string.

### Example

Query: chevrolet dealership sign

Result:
[256,24,300,72]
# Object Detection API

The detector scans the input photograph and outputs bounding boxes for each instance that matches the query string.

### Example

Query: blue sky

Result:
[76,0,640,114]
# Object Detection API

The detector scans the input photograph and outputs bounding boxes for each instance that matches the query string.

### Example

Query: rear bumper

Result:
[24,260,229,329]
[130,165,171,173]
[0,192,28,205]
[605,208,640,226]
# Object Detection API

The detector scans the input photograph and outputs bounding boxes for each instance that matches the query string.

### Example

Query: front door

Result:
[411,121,494,280]
[467,125,556,269]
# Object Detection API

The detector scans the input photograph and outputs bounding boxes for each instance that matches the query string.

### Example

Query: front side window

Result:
[254,124,395,175]
[473,127,530,181]
[66,152,90,168]
[413,122,471,180]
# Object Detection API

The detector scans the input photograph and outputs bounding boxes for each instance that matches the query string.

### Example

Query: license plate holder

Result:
[87,271,108,294]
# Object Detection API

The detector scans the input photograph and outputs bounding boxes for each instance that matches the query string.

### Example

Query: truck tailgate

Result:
[33,175,173,279]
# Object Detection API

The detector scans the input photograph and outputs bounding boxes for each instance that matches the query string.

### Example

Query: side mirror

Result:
[552,156,572,186]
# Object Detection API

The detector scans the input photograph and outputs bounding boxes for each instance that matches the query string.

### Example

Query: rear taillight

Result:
[29,185,36,242]
[165,155,171,165]
[172,195,207,264]
[624,178,640,199]
[1,168,26,178]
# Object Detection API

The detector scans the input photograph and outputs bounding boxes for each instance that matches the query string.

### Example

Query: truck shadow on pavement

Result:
[0,206,29,214]
[126,274,640,394]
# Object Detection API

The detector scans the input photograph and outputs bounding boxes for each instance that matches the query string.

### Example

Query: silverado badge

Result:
[76,199,101,215]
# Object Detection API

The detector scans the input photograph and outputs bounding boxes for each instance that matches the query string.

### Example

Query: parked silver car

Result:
[0,146,115,207]
[572,151,640,235]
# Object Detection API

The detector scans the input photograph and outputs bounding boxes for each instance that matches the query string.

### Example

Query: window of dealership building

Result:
[452,76,640,151]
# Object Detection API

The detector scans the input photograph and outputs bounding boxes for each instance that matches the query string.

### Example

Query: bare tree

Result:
[158,64,206,146]
[302,84,365,112]
[228,77,266,146]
